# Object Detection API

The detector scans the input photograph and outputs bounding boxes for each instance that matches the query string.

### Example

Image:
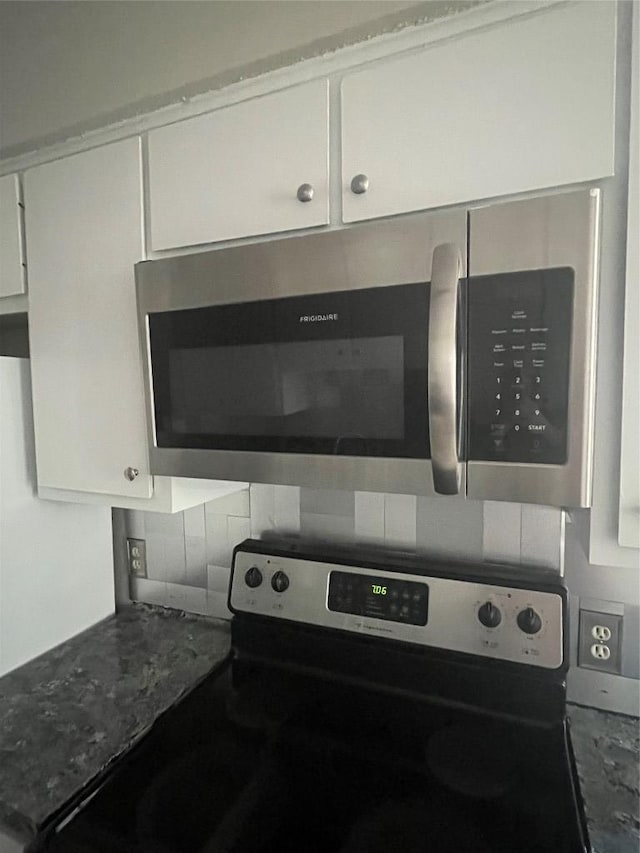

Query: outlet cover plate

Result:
[578,609,623,674]
[127,538,147,578]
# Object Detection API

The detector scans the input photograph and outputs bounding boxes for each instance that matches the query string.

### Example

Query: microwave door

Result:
[466,188,600,508]
[136,208,467,496]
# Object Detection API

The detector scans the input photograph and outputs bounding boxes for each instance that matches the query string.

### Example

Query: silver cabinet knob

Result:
[124,467,139,481]
[296,183,314,203]
[350,174,369,195]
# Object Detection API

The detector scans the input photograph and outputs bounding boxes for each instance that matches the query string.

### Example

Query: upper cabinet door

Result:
[341,2,616,224]
[0,174,26,297]
[148,79,329,251]
[24,138,153,498]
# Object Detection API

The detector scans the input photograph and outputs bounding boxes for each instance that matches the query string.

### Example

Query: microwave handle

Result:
[428,243,463,495]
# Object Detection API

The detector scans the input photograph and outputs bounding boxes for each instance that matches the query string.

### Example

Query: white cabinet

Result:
[0,173,26,298]
[25,139,154,500]
[24,139,245,511]
[341,1,616,224]
[148,79,329,251]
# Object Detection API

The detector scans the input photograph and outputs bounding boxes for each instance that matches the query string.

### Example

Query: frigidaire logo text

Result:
[299,313,339,323]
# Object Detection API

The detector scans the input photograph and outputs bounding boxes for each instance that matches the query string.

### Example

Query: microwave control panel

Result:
[467,268,573,465]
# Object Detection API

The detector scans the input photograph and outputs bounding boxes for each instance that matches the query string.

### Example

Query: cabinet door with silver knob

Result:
[350,174,369,195]
[341,3,616,225]
[148,79,330,250]
[296,183,314,203]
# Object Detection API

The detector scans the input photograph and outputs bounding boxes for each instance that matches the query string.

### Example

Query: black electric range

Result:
[38,538,589,853]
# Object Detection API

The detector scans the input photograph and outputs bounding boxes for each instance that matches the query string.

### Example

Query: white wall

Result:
[0,358,114,676]
[0,0,484,158]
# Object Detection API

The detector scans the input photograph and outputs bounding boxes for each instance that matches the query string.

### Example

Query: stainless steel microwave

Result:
[135,188,600,508]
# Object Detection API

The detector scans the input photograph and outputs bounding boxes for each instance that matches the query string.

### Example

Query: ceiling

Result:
[0,0,485,159]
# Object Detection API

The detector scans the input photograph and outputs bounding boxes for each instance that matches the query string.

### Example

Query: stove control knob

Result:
[271,571,290,593]
[477,601,502,628]
[244,566,263,588]
[517,607,542,635]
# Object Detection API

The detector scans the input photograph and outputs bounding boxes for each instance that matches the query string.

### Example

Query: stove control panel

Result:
[231,549,564,670]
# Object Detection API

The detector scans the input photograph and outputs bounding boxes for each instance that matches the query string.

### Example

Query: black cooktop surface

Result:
[41,664,587,853]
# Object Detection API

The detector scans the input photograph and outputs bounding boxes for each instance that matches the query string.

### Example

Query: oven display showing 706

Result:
[328,571,429,626]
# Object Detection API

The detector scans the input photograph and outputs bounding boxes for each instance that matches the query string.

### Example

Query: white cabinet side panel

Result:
[148,79,329,250]
[0,358,114,677]
[24,138,153,497]
[0,174,26,297]
[618,1,640,549]
[342,1,616,223]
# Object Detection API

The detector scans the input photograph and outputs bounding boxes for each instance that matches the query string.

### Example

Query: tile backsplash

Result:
[124,485,565,620]
[121,485,639,714]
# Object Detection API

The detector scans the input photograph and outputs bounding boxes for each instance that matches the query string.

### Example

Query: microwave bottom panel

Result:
[147,446,466,499]
[467,460,589,508]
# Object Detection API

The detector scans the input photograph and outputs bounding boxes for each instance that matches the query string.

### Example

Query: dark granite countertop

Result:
[0,605,231,846]
[1,608,637,853]
[568,704,639,853]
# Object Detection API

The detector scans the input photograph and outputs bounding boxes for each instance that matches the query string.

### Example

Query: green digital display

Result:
[328,571,429,626]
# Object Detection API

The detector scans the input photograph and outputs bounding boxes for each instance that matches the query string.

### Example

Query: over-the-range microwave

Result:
[135,188,600,508]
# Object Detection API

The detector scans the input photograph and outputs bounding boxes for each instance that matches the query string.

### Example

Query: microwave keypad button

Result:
[467,268,573,465]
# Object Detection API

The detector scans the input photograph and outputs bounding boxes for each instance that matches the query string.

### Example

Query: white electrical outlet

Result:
[590,643,611,661]
[578,608,623,674]
[591,624,612,642]
[127,538,147,577]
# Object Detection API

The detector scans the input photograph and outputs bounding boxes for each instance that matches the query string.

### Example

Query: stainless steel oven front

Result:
[135,188,600,508]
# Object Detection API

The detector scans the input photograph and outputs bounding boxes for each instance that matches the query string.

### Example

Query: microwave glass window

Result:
[169,336,404,442]
[148,283,431,458]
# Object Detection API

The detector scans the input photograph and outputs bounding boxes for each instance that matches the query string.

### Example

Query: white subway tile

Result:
[166,582,188,611]
[144,509,184,536]
[185,535,207,588]
[162,582,208,616]
[249,484,276,538]
[384,494,416,548]
[207,590,232,620]
[145,533,186,584]
[207,564,231,594]
[227,516,252,554]
[483,501,522,564]
[130,577,167,607]
[205,513,232,567]
[300,512,355,541]
[521,505,564,571]
[183,585,209,616]
[274,485,301,533]
[416,496,483,559]
[184,505,206,538]
[354,491,385,544]
[205,488,250,518]
[300,489,355,516]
